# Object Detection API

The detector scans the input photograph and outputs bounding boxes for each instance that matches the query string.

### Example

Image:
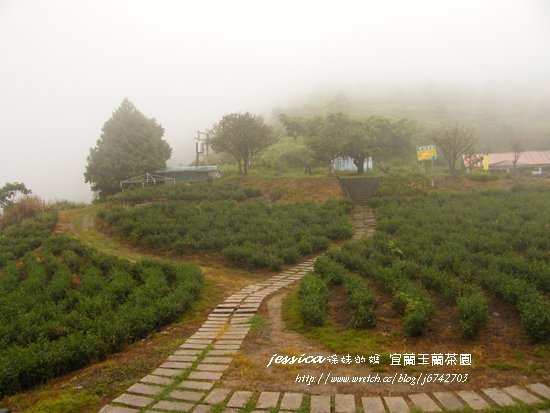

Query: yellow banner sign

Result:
[416,145,438,161]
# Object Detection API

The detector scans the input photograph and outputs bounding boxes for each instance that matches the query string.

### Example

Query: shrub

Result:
[314,256,347,285]
[0,195,46,227]
[457,292,489,339]
[343,273,376,328]
[299,274,329,326]
[0,235,203,396]
[101,198,353,270]
[467,173,499,182]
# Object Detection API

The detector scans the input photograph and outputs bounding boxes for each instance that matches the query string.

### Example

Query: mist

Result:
[1,0,549,202]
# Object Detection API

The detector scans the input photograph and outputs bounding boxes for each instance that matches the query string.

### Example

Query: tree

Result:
[0,182,31,209]
[279,112,353,175]
[210,112,276,175]
[339,119,370,173]
[433,122,477,178]
[509,137,525,176]
[368,117,416,174]
[84,99,172,198]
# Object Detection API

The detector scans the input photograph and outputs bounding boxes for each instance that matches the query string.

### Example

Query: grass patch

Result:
[249,315,269,332]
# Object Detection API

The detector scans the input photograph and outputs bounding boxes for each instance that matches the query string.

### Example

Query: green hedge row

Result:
[372,186,550,341]
[0,212,58,266]
[313,256,376,329]
[328,241,434,337]
[107,179,262,204]
[299,273,329,326]
[0,236,203,396]
[99,198,353,270]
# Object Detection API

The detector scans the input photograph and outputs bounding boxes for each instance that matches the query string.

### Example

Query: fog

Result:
[1,0,549,202]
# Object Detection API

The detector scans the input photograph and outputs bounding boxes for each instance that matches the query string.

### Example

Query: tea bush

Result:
[107,179,262,204]
[100,198,353,270]
[373,185,549,341]
[312,255,377,328]
[0,212,58,266]
[299,274,329,326]
[0,236,202,396]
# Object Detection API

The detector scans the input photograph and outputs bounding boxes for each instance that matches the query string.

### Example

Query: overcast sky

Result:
[1,0,549,202]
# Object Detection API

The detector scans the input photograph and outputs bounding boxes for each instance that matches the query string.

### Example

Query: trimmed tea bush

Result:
[299,274,329,326]
[100,198,353,270]
[0,236,202,396]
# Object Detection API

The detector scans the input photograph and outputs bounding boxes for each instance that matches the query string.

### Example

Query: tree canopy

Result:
[210,112,276,175]
[0,182,31,209]
[279,112,415,174]
[84,99,172,198]
[433,122,478,178]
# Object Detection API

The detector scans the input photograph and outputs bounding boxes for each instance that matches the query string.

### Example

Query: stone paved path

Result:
[99,206,549,412]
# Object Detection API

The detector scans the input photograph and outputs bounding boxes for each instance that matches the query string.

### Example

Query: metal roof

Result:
[156,166,220,173]
[463,150,550,168]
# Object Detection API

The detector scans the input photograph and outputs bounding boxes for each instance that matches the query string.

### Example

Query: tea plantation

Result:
[300,184,550,341]
[0,215,203,396]
[99,198,354,270]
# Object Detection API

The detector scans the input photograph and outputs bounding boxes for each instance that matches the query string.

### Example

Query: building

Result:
[333,156,373,172]
[463,150,550,174]
[156,166,222,182]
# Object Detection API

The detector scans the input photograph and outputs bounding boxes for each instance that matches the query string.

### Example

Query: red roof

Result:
[463,150,550,168]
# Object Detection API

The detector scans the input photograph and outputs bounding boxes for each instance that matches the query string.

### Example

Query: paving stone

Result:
[188,371,223,380]
[196,363,229,372]
[215,340,242,345]
[457,391,490,410]
[408,393,441,412]
[219,334,246,340]
[227,390,253,408]
[181,343,208,350]
[482,388,516,407]
[213,344,240,350]
[279,392,303,410]
[335,394,355,412]
[175,349,201,356]
[179,380,214,390]
[213,308,234,313]
[256,391,280,409]
[169,389,205,402]
[99,406,139,413]
[202,356,233,364]
[221,409,238,413]
[362,396,386,413]
[433,392,464,410]
[310,395,331,413]
[113,393,153,408]
[207,349,237,356]
[527,383,550,400]
[152,368,183,377]
[127,383,164,396]
[191,334,217,339]
[186,339,213,344]
[140,374,172,385]
[161,361,192,369]
[503,386,542,404]
[168,355,198,362]
[192,405,211,413]
[384,396,410,413]
[153,400,194,412]
[203,388,232,404]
